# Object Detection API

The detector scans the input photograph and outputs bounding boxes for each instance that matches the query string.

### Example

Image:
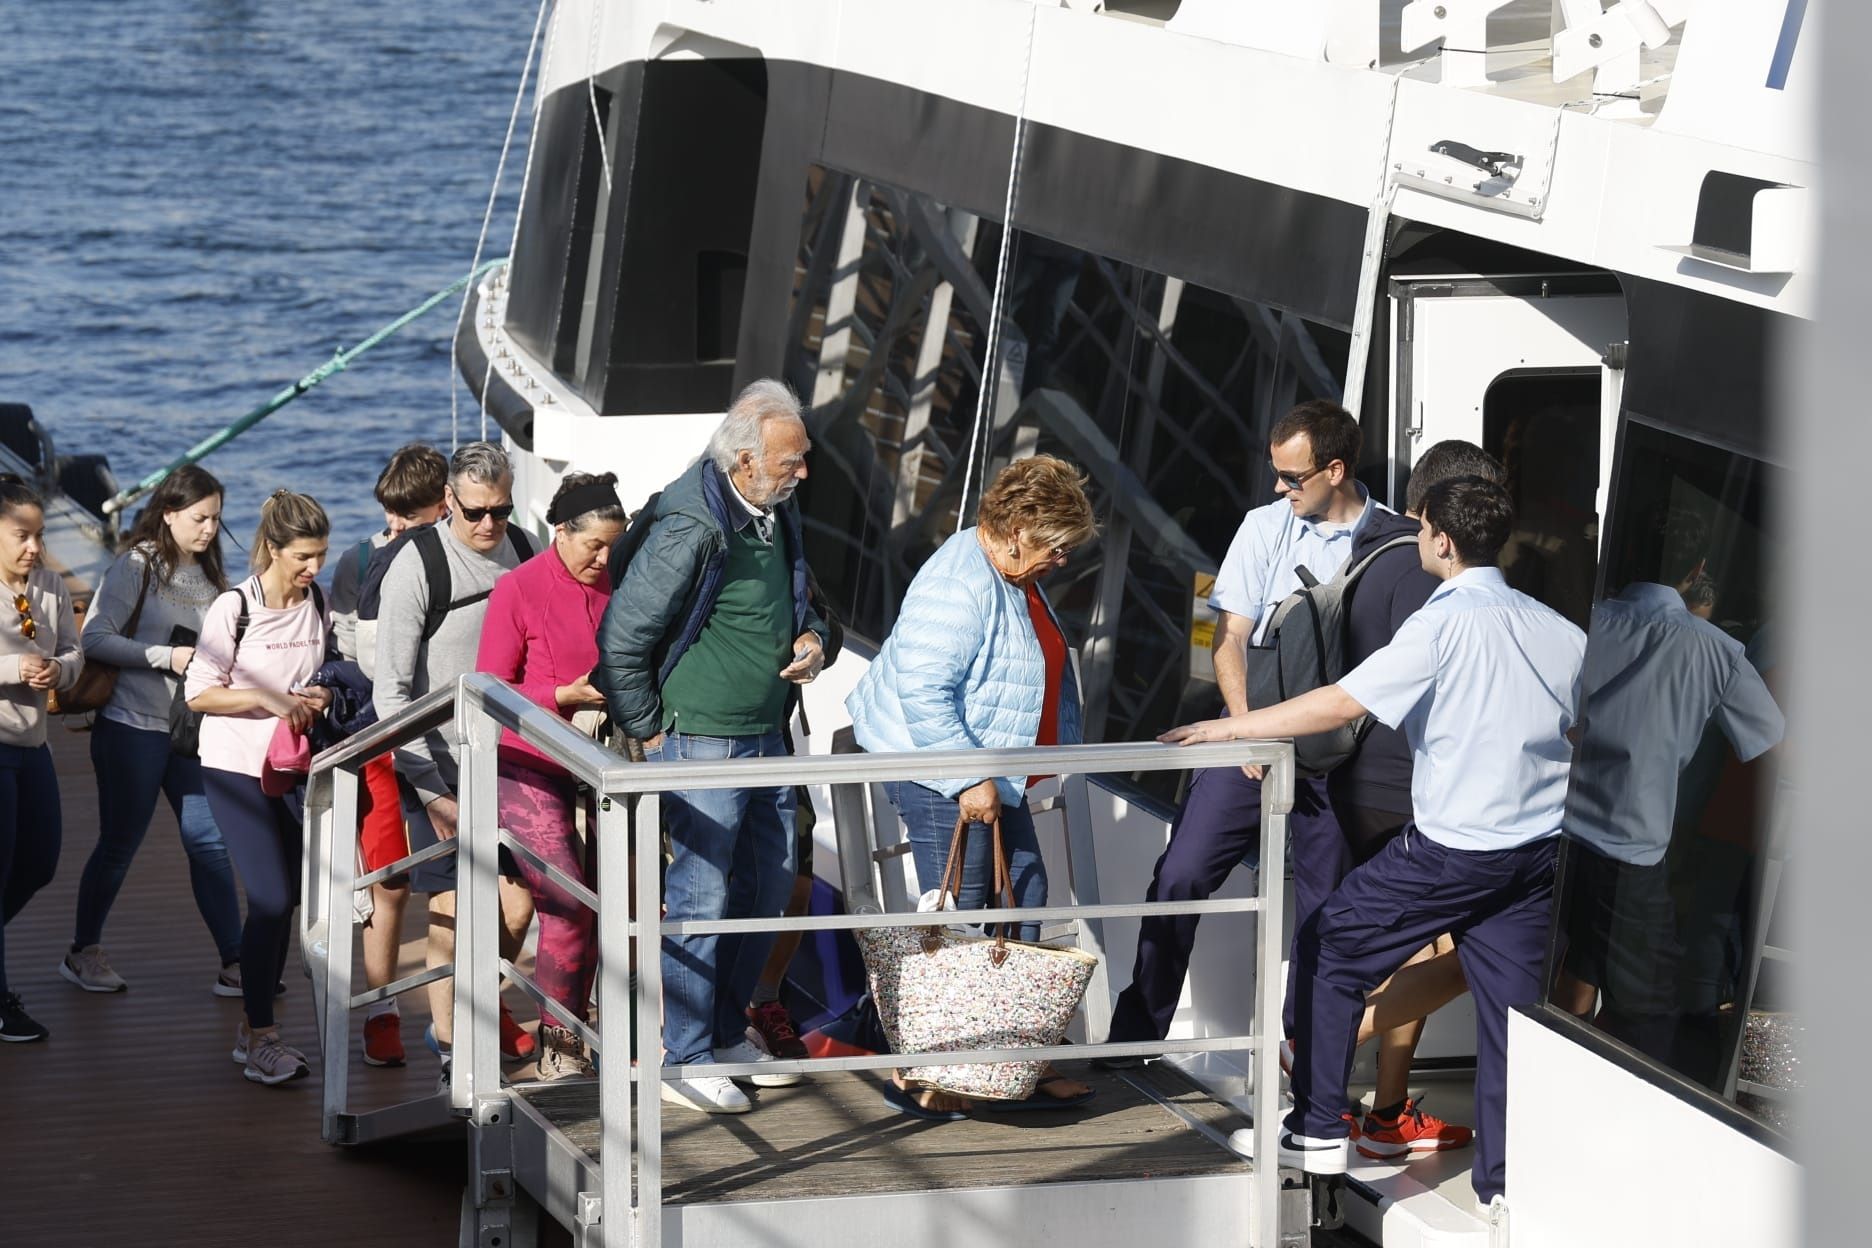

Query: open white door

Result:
[1390,275,1629,630]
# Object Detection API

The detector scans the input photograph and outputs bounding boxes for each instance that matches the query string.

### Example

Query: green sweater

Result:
[660,523,793,736]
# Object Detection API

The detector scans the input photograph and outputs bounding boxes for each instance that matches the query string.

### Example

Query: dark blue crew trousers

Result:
[203,768,301,1029]
[0,744,62,997]
[1107,766,1337,1042]
[1290,827,1556,1203]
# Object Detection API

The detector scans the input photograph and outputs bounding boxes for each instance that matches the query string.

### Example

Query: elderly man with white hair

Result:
[595,379,830,1114]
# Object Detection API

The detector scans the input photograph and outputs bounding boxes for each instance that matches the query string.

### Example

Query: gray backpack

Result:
[1244,535,1416,776]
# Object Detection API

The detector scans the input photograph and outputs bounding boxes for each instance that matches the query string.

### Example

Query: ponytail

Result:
[251,489,330,573]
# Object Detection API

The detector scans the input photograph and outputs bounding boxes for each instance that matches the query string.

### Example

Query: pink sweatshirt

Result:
[475,547,612,775]
[184,576,329,778]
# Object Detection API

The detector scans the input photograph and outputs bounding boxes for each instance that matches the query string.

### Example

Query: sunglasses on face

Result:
[13,594,33,640]
[457,503,514,524]
[1274,462,1331,491]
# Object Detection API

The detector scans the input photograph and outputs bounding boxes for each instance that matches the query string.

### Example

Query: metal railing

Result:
[307,674,1298,1246]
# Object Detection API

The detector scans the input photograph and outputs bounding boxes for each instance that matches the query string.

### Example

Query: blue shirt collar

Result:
[1426,564,1508,605]
[1297,483,1376,537]
[1617,582,1689,614]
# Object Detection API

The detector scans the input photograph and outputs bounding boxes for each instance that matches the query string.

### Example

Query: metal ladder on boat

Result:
[303,674,1310,1247]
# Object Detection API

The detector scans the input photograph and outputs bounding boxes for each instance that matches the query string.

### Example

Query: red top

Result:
[1025,582,1065,788]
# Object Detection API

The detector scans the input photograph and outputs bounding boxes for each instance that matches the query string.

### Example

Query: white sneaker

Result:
[661,1070,752,1114]
[712,1038,803,1088]
[59,945,127,993]
[1276,1129,1349,1176]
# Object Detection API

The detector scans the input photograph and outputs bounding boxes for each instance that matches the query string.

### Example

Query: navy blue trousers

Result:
[1289,826,1556,1203]
[1108,766,1337,1042]
[203,768,301,1029]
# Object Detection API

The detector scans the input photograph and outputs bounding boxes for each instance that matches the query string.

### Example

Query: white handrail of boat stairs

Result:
[306,672,1300,1248]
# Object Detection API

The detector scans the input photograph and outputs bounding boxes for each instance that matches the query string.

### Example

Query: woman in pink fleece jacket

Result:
[475,472,624,1080]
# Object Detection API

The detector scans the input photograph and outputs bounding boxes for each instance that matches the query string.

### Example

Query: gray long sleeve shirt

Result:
[81,545,220,733]
[371,522,522,806]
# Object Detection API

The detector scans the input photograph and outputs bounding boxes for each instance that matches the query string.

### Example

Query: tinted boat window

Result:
[787,171,1352,802]
[1551,419,1794,1134]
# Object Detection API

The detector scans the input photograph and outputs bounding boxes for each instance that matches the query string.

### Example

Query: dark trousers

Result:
[1282,802,1411,1037]
[0,744,61,996]
[1107,766,1336,1042]
[76,717,242,962]
[203,768,302,1029]
[1290,827,1556,1203]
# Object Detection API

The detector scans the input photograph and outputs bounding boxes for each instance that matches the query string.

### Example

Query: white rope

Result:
[479,0,562,441]
[586,0,614,194]
[450,0,551,450]
[957,4,1039,531]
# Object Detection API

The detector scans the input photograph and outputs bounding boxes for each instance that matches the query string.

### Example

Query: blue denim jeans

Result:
[76,717,242,962]
[651,730,796,1067]
[884,781,1047,943]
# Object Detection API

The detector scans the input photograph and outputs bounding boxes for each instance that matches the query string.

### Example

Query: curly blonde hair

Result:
[977,455,1098,553]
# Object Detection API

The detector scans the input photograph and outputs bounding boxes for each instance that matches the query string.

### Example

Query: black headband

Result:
[546,481,623,526]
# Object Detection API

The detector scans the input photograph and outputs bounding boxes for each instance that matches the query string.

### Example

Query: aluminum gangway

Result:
[302,674,1308,1247]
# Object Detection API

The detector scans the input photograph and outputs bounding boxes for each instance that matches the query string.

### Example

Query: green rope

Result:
[102,257,509,516]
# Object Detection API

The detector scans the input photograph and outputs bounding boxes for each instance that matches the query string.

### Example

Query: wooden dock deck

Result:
[1,719,469,1247]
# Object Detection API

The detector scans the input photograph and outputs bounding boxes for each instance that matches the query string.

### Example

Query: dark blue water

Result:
[3,0,535,549]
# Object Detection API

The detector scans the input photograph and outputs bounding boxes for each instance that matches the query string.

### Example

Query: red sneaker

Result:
[362,1013,406,1068]
[745,1000,809,1061]
[1356,1097,1472,1159]
[500,1004,537,1063]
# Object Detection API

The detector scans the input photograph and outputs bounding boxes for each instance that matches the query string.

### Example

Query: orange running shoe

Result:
[362,1012,406,1067]
[500,1004,537,1063]
[1356,1097,1473,1159]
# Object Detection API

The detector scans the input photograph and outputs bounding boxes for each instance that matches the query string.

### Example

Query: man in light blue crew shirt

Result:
[1107,401,1383,1049]
[1162,475,1586,1209]
[1555,509,1782,1063]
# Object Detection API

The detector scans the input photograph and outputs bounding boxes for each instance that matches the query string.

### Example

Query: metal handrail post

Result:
[1060,772,1113,1041]
[595,792,634,1248]
[632,791,665,1248]
[1251,748,1296,1248]
[455,695,504,1113]
[320,763,362,1143]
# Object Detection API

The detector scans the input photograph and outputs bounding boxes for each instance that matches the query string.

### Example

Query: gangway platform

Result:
[302,675,1313,1247]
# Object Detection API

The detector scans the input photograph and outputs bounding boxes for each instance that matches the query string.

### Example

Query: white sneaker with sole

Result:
[661,1070,752,1114]
[1276,1129,1348,1176]
[711,1038,802,1088]
[243,1031,309,1086]
[59,946,127,993]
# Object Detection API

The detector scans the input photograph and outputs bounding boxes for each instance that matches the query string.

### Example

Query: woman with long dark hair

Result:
[0,475,83,1043]
[62,465,243,996]
[186,490,332,1084]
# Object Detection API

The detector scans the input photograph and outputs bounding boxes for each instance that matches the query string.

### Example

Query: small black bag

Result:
[166,624,202,758]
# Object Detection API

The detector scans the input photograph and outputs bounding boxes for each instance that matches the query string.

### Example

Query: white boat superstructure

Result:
[425,2,1817,1244]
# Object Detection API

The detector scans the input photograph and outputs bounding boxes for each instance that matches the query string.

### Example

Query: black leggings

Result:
[0,743,61,997]
[203,768,300,1028]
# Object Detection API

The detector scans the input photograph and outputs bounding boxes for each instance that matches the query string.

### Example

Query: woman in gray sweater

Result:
[60,466,242,996]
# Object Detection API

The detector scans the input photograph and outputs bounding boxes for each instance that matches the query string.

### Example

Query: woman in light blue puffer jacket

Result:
[847,455,1098,1117]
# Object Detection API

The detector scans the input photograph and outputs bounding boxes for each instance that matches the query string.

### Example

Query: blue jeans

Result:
[0,743,61,996]
[652,730,796,1066]
[75,717,241,962]
[884,780,1047,943]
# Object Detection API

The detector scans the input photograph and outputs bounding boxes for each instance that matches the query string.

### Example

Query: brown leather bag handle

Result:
[932,810,1020,962]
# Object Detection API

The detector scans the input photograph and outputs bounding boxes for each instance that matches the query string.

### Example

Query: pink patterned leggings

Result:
[498,756,596,1031]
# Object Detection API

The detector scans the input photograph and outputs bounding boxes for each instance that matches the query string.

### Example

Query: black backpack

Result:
[1244,535,1415,775]
[355,522,535,641]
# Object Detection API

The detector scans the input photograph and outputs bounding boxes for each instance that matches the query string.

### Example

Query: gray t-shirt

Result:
[82,545,220,733]
[371,522,522,806]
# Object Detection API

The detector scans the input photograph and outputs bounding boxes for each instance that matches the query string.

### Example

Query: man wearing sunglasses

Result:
[374,440,538,1082]
[1107,400,1381,1051]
